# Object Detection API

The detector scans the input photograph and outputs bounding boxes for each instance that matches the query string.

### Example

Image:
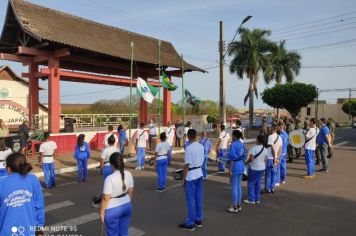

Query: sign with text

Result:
[0,101,29,125]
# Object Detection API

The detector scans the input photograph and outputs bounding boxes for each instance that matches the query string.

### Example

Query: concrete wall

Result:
[299,102,351,124]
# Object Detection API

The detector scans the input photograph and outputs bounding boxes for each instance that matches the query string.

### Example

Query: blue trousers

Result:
[119,140,126,155]
[248,169,264,202]
[105,202,132,236]
[230,173,243,206]
[217,148,227,171]
[43,162,55,188]
[202,154,208,179]
[77,157,88,181]
[167,146,172,165]
[265,159,276,192]
[318,144,328,170]
[185,177,203,226]
[305,149,315,176]
[136,147,145,168]
[156,158,168,189]
[279,154,287,183]
[0,168,7,177]
[184,141,190,150]
[102,165,113,181]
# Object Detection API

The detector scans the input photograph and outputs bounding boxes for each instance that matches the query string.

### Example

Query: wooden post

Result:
[48,56,61,133]
[139,98,148,125]
[163,88,171,126]
[28,61,39,128]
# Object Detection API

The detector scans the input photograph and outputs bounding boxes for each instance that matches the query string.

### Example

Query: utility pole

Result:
[219,21,226,125]
[315,88,319,120]
[349,88,352,125]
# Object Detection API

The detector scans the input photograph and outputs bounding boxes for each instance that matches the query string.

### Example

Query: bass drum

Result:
[289,130,305,148]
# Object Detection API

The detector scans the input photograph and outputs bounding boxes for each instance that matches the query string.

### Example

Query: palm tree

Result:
[228,28,276,129]
[265,40,301,120]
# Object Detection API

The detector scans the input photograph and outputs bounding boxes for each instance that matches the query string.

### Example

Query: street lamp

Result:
[219,15,252,125]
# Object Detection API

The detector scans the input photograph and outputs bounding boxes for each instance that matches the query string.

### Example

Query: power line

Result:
[295,38,356,51]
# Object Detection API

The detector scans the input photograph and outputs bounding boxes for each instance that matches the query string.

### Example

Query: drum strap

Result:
[188,166,201,171]
[253,147,265,159]
[139,131,145,138]
[112,192,127,199]
[304,129,318,147]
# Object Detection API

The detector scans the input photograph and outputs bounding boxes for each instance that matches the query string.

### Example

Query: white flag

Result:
[136,77,158,104]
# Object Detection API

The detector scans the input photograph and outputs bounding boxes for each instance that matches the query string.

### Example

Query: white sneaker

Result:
[135,167,141,170]
[275,183,280,187]
[256,201,261,204]
[243,199,255,204]
[281,181,286,184]
[141,166,145,170]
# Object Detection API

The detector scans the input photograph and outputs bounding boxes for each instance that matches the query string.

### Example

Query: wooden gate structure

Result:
[0,0,204,133]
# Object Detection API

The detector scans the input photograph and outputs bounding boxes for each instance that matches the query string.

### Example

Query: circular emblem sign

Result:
[0,88,10,100]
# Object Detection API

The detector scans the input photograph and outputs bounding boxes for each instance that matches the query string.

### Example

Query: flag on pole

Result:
[162,72,178,91]
[136,77,158,103]
[185,89,200,106]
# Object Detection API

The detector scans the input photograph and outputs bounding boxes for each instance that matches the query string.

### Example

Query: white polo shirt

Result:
[39,141,57,163]
[103,132,118,147]
[267,133,282,160]
[155,142,171,160]
[165,127,175,146]
[305,127,318,150]
[184,127,191,141]
[136,129,148,148]
[0,148,12,169]
[248,145,267,171]
[219,131,230,149]
[103,170,134,209]
[184,142,204,181]
[101,146,120,166]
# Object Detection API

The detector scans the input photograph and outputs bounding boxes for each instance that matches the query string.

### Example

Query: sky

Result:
[0,0,356,109]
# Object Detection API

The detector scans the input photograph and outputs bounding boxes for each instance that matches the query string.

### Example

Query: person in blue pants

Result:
[199,131,211,179]
[216,124,231,173]
[179,129,204,231]
[0,138,12,176]
[118,124,127,156]
[276,123,289,185]
[154,132,170,192]
[226,130,246,213]
[135,123,148,170]
[0,152,45,236]
[74,134,90,182]
[244,135,268,204]
[39,132,57,188]
[101,135,120,181]
[304,118,318,179]
[101,152,134,236]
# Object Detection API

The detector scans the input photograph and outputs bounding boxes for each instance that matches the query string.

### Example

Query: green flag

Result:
[162,72,178,91]
[136,77,158,103]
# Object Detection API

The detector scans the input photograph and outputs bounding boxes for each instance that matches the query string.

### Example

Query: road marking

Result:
[45,201,75,212]
[334,141,350,147]
[46,212,100,233]
[43,192,53,197]
[56,181,79,187]
[334,137,342,140]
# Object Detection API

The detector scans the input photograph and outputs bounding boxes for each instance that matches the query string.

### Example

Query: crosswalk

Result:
[43,190,145,235]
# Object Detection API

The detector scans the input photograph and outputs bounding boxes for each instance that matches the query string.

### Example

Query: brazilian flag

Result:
[162,72,178,91]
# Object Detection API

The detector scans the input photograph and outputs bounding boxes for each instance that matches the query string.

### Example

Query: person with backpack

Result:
[74,134,90,182]
[244,135,268,204]
[100,152,134,236]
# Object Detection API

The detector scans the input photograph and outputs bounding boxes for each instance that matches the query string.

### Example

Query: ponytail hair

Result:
[6,152,32,175]
[108,134,116,146]
[77,134,85,147]
[109,152,126,191]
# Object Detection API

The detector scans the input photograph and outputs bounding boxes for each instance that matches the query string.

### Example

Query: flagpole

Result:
[158,40,161,134]
[181,54,185,124]
[129,41,134,139]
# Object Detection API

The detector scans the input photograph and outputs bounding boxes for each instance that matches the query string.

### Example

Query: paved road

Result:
[40,128,356,236]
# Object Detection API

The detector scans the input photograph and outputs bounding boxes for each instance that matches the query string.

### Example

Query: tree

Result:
[341,99,356,117]
[262,83,317,119]
[228,27,277,129]
[264,40,301,120]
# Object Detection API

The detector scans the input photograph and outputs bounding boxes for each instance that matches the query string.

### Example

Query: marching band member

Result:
[0,153,44,236]
[316,118,332,173]
[304,118,318,179]
[101,152,134,236]
[0,138,12,176]
[39,132,57,188]
[216,124,230,173]
[179,129,204,231]
[154,132,170,192]
[103,125,118,148]
[164,121,175,165]
[276,123,289,185]
[135,123,148,170]
[199,131,211,180]
[226,130,246,213]
[74,134,90,182]
[244,135,268,204]
[263,124,282,194]
[118,125,127,155]
[183,121,192,149]
[100,135,120,180]
[148,119,157,151]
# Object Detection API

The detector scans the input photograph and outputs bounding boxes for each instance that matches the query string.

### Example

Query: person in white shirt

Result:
[100,152,134,236]
[148,119,157,151]
[100,135,120,180]
[183,121,192,149]
[154,132,171,192]
[0,138,12,176]
[179,129,204,231]
[216,124,231,173]
[135,123,148,170]
[263,125,282,194]
[39,132,57,188]
[103,125,118,148]
[164,121,175,165]
[304,118,318,179]
[244,135,268,204]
